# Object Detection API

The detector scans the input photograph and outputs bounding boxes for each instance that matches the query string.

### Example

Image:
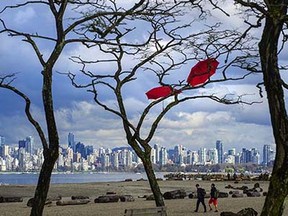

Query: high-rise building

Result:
[216,140,223,164]
[227,148,236,156]
[187,150,198,165]
[0,135,5,146]
[251,148,260,164]
[240,148,252,163]
[154,144,160,164]
[207,148,218,164]
[18,140,26,149]
[159,147,168,166]
[101,154,110,168]
[68,132,75,151]
[75,142,85,157]
[1,145,9,158]
[198,148,206,165]
[263,144,274,166]
[150,148,156,164]
[26,136,33,155]
[174,144,185,164]
[111,152,119,168]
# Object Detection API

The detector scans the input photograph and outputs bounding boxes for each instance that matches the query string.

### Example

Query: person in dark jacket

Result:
[194,184,207,212]
[208,183,219,212]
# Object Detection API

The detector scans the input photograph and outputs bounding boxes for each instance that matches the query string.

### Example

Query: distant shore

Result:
[0,179,285,216]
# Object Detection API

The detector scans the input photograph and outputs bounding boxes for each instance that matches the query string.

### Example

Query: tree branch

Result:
[0,74,49,151]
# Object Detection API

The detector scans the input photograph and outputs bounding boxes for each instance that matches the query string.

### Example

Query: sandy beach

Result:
[0,179,285,216]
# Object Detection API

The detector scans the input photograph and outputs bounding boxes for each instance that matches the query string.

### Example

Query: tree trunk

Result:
[142,156,165,208]
[258,3,288,215]
[30,150,58,216]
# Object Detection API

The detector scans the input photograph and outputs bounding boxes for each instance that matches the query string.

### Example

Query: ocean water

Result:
[0,172,165,185]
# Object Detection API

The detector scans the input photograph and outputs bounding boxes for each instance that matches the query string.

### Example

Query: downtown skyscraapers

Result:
[216,140,223,164]
[68,132,75,152]
[263,144,274,166]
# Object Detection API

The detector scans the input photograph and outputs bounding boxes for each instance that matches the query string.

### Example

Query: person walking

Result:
[194,184,207,212]
[208,183,219,212]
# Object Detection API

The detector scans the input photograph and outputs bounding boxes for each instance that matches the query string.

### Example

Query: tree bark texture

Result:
[30,67,60,215]
[30,151,58,216]
[142,155,166,208]
[258,2,288,215]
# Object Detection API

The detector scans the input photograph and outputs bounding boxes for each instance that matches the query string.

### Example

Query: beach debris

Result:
[225,183,263,195]
[27,197,52,207]
[237,208,258,216]
[71,195,89,200]
[220,212,238,216]
[145,194,155,200]
[188,191,210,199]
[163,189,186,199]
[229,190,240,195]
[136,178,147,181]
[94,195,119,203]
[188,192,196,199]
[220,208,258,216]
[218,192,229,198]
[246,191,261,197]
[0,196,23,203]
[119,195,135,202]
[56,199,90,206]
[48,195,62,201]
[231,193,244,198]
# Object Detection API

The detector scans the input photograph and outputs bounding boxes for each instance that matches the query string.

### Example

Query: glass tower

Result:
[216,140,223,164]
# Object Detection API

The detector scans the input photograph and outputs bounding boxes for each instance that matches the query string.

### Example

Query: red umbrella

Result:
[187,58,219,87]
[145,86,173,99]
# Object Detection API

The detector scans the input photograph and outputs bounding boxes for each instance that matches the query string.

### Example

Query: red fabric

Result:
[187,58,219,87]
[208,198,218,206]
[145,86,173,99]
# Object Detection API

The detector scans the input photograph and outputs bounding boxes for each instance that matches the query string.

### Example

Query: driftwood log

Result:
[237,208,258,216]
[119,195,135,202]
[218,192,229,198]
[71,195,89,200]
[231,193,244,198]
[188,192,196,199]
[27,197,52,207]
[94,195,119,203]
[145,194,155,200]
[221,208,258,216]
[220,212,238,216]
[56,199,90,206]
[163,189,186,199]
[188,191,225,199]
[229,190,239,195]
[246,191,261,197]
[0,196,23,203]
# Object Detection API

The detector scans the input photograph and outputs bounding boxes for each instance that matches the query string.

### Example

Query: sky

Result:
[0,1,280,154]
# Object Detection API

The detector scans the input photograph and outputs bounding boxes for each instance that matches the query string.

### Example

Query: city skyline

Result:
[0,132,275,156]
[1,133,275,163]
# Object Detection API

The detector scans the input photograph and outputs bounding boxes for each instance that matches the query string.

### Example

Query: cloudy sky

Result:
[0,1,278,154]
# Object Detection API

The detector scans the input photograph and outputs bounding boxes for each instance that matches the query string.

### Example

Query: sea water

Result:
[0,172,165,185]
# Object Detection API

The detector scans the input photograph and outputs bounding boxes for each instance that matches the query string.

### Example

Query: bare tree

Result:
[0,0,217,214]
[67,1,258,207]
[231,0,288,215]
